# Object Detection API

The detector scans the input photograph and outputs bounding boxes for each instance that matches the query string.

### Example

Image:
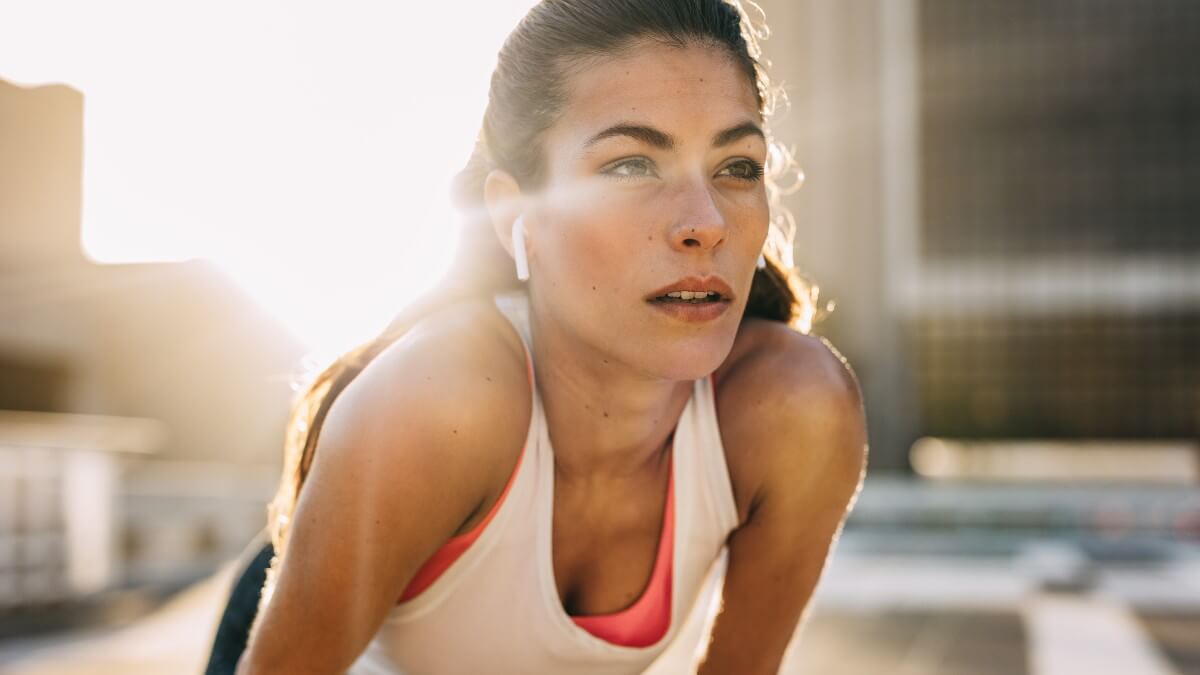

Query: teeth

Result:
[657,290,719,302]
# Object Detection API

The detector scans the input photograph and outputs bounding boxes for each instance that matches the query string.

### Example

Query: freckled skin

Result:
[476,40,780,623]
[527,42,769,383]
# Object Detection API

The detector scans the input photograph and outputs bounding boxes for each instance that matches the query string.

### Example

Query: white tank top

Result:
[348,291,740,675]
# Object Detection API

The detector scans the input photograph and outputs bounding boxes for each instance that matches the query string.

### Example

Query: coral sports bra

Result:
[397,376,675,648]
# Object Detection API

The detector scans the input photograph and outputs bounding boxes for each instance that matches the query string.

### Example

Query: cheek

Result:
[539,203,648,292]
[733,191,771,237]
[732,200,771,262]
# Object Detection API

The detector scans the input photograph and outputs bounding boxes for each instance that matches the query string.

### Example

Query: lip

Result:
[644,274,734,324]
[644,275,735,301]
[646,298,731,323]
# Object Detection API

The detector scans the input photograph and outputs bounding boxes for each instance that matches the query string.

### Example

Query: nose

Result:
[667,180,727,253]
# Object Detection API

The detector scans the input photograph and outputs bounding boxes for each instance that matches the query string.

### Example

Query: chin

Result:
[636,333,733,382]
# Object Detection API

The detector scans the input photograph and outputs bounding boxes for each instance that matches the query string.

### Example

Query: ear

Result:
[483,169,526,258]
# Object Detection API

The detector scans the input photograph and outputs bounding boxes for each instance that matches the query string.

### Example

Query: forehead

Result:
[549,40,762,148]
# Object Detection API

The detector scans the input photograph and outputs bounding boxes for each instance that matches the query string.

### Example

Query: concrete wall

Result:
[758,0,918,471]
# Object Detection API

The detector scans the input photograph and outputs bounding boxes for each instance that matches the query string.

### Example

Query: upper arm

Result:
[702,326,868,675]
[239,304,529,675]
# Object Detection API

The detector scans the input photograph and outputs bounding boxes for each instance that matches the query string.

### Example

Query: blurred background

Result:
[0,1,1197,673]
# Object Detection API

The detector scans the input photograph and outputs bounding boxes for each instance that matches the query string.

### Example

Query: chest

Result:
[549,461,672,617]
[547,398,763,617]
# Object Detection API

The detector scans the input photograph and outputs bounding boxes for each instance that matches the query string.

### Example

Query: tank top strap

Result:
[685,375,740,536]
[493,291,534,357]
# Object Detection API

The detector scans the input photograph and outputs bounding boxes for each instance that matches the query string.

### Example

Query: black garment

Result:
[205,540,274,675]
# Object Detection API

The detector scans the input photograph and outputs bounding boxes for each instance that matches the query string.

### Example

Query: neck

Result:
[526,304,692,484]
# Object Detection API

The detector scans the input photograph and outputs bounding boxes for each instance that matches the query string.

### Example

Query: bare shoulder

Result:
[717,318,861,409]
[345,296,530,432]
[714,319,867,525]
[245,298,532,672]
[326,296,532,515]
[291,297,531,576]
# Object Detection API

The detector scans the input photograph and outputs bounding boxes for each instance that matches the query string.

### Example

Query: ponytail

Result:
[266,140,517,558]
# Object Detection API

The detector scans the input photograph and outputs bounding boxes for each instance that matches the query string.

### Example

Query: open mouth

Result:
[650,291,725,304]
[644,275,734,308]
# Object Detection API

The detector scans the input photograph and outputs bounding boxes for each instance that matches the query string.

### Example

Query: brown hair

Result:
[266,0,820,559]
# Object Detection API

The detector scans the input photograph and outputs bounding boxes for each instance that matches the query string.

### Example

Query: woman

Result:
[222,1,867,673]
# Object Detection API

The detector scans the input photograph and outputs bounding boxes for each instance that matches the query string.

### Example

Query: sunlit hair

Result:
[263,0,827,586]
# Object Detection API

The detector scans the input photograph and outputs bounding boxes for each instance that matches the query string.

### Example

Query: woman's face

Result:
[526,40,769,381]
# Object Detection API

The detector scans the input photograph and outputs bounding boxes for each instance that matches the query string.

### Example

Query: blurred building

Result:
[764,0,1200,473]
[0,79,302,619]
[754,8,1200,670]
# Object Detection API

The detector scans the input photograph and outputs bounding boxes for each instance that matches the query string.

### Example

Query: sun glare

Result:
[0,1,537,357]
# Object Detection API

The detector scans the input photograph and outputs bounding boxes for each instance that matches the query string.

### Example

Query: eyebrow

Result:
[585,123,674,150]
[583,121,765,151]
[711,121,766,148]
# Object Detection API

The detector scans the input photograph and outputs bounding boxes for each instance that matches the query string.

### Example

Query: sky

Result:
[0,0,536,358]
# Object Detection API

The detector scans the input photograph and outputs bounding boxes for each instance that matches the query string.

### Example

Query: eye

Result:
[717,159,765,183]
[601,157,659,180]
